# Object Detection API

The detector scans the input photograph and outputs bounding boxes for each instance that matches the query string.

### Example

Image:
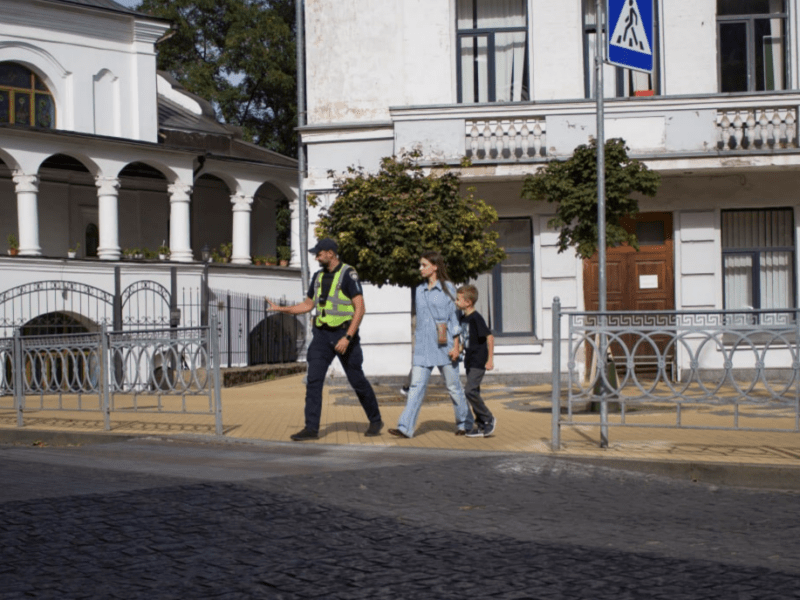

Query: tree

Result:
[521,138,660,259]
[314,154,506,287]
[137,0,297,156]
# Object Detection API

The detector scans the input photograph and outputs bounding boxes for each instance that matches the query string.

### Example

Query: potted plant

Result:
[68,242,80,259]
[277,245,291,266]
[143,248,157,260]
[253,255,265,266]
[265,254,277,266]
[220,242,232,263]
[158,241,170,260]
[7,233,18,256]
[130,247,142,259]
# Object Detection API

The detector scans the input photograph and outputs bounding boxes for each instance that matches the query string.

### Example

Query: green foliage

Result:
[316,153,506,288]
[138,0,297,156]
[521,138,660,259]
[276,196,291,248]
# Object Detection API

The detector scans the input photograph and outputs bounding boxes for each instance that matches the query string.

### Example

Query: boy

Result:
[455,285,496,438]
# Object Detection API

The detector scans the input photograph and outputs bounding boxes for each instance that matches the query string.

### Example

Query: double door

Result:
[583,213,674,375]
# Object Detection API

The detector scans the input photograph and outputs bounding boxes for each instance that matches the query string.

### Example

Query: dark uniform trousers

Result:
[304,326,382,432]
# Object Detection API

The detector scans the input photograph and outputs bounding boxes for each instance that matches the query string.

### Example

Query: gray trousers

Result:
[464,367,493,425]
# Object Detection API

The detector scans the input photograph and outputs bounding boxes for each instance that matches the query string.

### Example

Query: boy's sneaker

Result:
[465,427,484,438]
[399,386,409,396]
[482,417,497,437]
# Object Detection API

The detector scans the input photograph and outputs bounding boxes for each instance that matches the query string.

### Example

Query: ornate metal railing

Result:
[3,323,222,434]
[551,298,800,449]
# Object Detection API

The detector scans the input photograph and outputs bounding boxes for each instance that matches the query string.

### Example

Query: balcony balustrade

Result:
[391,92,800,165]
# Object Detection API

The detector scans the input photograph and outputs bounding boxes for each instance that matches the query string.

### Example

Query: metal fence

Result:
[207,289,305,369]
[551,297,800,449]
[0,323,222,434]
[0,271,304,370]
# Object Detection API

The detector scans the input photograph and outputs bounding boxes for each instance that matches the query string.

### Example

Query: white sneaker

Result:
[399,386,409,396]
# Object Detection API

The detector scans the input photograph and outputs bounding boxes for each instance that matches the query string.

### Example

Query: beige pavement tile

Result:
[2,374,800,468]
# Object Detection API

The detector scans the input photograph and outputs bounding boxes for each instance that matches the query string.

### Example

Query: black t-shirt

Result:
[306,263,364,303]
[459,310,491,369]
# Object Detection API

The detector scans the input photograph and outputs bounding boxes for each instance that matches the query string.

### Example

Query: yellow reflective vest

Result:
[313,264,355,328]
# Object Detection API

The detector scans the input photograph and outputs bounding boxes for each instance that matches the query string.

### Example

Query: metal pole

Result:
[596,0,609,448]
[551,297,562,451]
[13,329,23,427]
[100,324,111,431]
[296,0,311,361]
[210,315,223,436]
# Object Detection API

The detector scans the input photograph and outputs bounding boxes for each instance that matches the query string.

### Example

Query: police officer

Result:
[267,238,383,440]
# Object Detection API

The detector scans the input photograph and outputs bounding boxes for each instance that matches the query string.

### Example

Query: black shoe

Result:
[365,420,384,436]
[455,429,467,436]
[290,428,319,441]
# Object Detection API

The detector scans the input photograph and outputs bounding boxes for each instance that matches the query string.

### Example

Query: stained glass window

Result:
[0,62,55,128]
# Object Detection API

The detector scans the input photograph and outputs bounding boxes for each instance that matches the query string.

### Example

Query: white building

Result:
[301,0,800,381]
[0,0,303,352]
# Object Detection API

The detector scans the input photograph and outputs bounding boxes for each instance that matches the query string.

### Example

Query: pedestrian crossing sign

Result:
[607,0,654,73]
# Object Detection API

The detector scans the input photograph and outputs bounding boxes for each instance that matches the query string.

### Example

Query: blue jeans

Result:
[395,363,473,437]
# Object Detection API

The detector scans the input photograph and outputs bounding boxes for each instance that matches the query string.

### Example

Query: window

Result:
[0,62,55,128]
[583,0,659,98]
[472,218,534,337]
[718,1,787,92]
[722,208,795,310]
[457,0,529,103]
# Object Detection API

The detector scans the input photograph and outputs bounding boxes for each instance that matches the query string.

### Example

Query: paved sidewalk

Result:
[2,373,800,480]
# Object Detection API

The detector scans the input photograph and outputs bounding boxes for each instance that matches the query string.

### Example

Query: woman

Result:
[389,251,474,438]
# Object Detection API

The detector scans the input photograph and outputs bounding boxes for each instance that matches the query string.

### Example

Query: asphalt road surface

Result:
[1,437,799,599]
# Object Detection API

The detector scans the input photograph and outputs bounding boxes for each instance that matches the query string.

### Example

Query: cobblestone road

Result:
[1,439,799,599]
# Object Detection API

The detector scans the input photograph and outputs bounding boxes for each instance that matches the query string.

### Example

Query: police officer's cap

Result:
[309,238,338,254]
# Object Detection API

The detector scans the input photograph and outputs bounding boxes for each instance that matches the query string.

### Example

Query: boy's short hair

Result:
[457,284,479,305]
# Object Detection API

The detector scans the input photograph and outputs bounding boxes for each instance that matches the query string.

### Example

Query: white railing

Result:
[717,107,798,151]
[465,118,546,161]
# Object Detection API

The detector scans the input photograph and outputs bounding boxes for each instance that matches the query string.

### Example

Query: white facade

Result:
[0,0,304,354]
[302,0,800,380]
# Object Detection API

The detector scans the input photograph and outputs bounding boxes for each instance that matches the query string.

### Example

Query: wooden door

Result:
[583,213,674,374]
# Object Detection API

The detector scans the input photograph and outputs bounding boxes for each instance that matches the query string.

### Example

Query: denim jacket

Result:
[413,280,462,367]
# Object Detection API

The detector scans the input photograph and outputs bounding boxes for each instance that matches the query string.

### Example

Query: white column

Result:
[230,193,253,265]
[168,181,193,262]
[95,176,121,260]
[12,172,41,256]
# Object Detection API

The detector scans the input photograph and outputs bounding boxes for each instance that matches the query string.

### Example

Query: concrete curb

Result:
[4,428,799,492]
[555,456,800,491]
[0,429,136,447]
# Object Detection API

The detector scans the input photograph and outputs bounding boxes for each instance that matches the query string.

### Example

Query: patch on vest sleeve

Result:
[349,270,359,282]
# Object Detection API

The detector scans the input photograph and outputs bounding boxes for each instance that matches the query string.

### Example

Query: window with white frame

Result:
[718,0,787,92]
[722,208,795,310]
[472,218,534,337]
[456,0,529,104]
[582,0,659,98]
